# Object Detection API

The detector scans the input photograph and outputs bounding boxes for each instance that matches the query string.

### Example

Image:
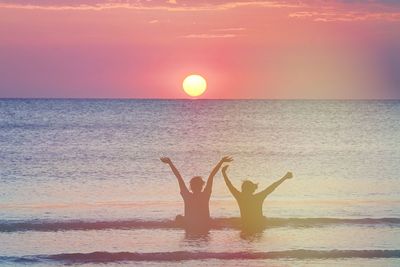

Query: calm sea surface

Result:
[0,99,399,266]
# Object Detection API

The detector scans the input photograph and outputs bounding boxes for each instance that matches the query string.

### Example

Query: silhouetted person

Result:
[222,165,293,232]
[161,156,232,233]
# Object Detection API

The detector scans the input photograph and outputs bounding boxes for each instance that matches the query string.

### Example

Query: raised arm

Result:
[222,165,240,199]
[256,172,293,200]
[204,156,233,193]
[160,157,189,194]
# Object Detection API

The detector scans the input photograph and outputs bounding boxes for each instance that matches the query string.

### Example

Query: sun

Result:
[182,74,207,97]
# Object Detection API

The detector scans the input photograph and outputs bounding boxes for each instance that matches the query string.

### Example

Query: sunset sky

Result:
[0,0,399,99]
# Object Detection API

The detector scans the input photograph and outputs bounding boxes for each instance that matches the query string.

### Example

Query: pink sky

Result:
[0,0,399,99]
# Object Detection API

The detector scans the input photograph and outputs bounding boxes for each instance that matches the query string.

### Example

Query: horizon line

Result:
[1,97,400,101]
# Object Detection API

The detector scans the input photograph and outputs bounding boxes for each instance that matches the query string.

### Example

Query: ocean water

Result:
[0,99,399,266]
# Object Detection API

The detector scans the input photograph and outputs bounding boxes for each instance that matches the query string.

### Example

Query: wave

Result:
[1,250,400,263]
[1,217,399,232]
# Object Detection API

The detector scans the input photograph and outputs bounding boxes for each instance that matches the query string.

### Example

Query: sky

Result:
[0,0,399,99]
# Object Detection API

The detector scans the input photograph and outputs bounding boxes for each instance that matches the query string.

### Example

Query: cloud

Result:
[1,0,400,22]
[338,0,400,8]
[180,33,237,38]
[211,27,246,31]
[289,11,400,22]
[286,0,400,22]
[1,0,400,10]
[0,1,304,12]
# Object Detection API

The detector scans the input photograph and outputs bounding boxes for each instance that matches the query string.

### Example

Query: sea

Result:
[0,99,399,266]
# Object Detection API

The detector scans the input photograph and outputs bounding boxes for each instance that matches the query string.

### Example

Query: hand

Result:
[222,165,229,173]
[284,172,293,179]
[220,156,233,163]
[160,157,172,164]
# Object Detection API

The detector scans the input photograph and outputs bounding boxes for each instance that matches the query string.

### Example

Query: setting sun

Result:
[182,74,207,97]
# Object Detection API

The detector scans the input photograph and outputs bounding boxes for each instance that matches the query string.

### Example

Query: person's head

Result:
[241,180,258,194]
[190,176,205,193]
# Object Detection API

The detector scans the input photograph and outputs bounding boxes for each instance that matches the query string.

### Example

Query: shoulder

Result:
[201,190,212,199]
[254,192,266,201]
[232,190,242,199]
[180,190,191,198]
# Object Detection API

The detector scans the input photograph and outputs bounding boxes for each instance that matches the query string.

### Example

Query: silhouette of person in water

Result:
[161,156,232,233]
[222,165,293,232]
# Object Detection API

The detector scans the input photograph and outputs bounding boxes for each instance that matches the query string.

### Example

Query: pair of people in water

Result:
[160,156,293,233]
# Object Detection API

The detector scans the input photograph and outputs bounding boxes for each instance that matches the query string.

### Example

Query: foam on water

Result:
[1,250,400,264]
[1,217,400,232]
